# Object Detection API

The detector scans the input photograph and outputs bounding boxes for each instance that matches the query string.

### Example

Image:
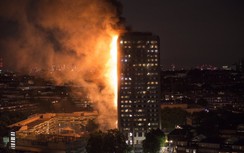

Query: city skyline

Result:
[0,1,243,69]
[120,0,244,68]
[0,1,244,152]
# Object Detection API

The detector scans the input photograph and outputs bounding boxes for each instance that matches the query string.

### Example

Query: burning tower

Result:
[118,32,161,149]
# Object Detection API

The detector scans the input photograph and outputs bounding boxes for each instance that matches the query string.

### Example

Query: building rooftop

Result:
[26,119,49,129]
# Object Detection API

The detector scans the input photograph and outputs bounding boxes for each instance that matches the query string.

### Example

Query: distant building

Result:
[236,58,244,72]
[0,100,39,113]
[0,58,3,69]
[168,125,244,153]
[118,32,161,149]
[160,103,204,114]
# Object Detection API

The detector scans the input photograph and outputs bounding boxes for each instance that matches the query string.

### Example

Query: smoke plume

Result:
[0,0,124,129]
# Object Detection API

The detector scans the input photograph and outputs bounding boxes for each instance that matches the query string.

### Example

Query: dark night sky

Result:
[120,0,244,68]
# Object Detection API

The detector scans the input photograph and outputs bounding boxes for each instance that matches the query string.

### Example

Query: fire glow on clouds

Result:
[0,0,123,129]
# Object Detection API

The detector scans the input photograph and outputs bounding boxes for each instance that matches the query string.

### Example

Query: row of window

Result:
[120,86,131,90]
[132,63,159,67]
[122,45,158,49]
[120,81,159,86]
[148,58,158,62]
[121,52,158,57]
[132,68,159,71]
[121,58,129,62]
[120,104,132,108]
[120,100,132,103]
[121,77,132,80]
[121,109,133,113]
[147,49,158,53]
[121,78,158,83]
[120,104,158,109]
[123,54,131,58]
[120,100,157,104]
[120,95,159,99]
[121,122,158,128]
[120,40,158,44]
[120,95,130,99]
[147,81,159,85]
[121,69,159,73]
[133,86,156,90]
[132,90,158,94]
[121,108,158,113]
[147,72,158,76]
[148,114,158,117]
[148,109,158,112]
[120,81,131,85]
[147,54,158,58]
[121,112,158,118]
[148,91,158,94]
[120,86,158,90]
[146,86,158,90]
[120,91,132,94]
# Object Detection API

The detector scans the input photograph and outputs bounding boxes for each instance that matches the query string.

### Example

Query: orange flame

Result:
[109,35,118,108]
[98,33,118,129]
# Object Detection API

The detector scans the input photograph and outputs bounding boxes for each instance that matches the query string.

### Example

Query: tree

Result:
[86,131,103,153]
[142,128,165,153]
[86,129,130,153]
[86,119,99,132]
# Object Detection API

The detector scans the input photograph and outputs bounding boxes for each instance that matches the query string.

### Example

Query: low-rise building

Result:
[8,111,98,152]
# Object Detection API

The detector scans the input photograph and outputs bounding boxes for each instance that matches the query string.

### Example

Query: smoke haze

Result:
[0,0,124,129]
